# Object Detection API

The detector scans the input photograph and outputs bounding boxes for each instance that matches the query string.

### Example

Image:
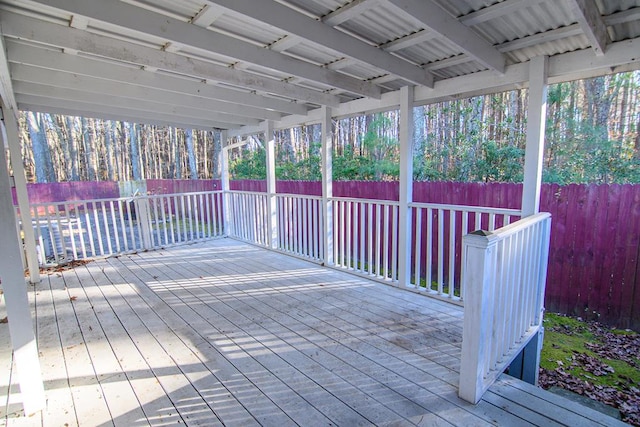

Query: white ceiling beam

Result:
[26,0,381,99]
[459,0,547,26]
[384,0,506,73]
[232,36,640,135]
[498,25,584,53]
[6,41,308,116]
[11,64,282,121]
[0,11,338,108]
[0,35,17,116]
[16,95,238,130]
[191,4,225,27]
[380,30,439,52]
[604,7,640,26]
[205,0,434,87]
[569,0,610,56]
[269,35,302,53]
[18,103,220,131]
[14,83,260,126]
[322,0,382,26]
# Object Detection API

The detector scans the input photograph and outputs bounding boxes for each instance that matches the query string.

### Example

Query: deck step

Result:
[486,374,628,426]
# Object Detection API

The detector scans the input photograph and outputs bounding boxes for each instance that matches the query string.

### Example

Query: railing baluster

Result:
[448,210,456,298]
[426,208,433,293]
[359,202,365,273]
[346,200,352,269]
[437,209,444,294]
[391,204,398,282]
[375,203,381,277]
[76,204,87,258]
[383,204,390,280]
[414,208,422,288]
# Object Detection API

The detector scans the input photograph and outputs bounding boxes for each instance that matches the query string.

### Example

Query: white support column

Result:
[264,121,278,249]
[220,130,231,236]
[321,106,334,265]
[521,56,548,217]
[458,231,498,404]
[1,102,40,282]
[398,86,414,287]
[0,123,46,415]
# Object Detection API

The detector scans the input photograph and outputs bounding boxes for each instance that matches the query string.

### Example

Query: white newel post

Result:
[134,196,153,249]
[398,86,414,287]
[1,102,40,282]
[265,121,278,249]
[321,106,334,265]
[458,231,498,404]
[220,130,231,236]
[0,121,46,415]
[521,56,548,217]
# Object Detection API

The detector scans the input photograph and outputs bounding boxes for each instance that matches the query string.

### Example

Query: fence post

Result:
[459,230,498,404]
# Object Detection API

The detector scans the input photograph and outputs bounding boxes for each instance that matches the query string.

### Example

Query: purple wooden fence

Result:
[12,181,120,205]
[146,179,222,194]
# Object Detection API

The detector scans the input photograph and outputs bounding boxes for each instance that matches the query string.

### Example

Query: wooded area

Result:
[15,72,640,185]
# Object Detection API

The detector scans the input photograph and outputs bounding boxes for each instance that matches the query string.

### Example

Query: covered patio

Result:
[1,0,640,424]
[1,239,625,425]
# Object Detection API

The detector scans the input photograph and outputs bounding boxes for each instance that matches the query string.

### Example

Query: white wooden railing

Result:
[26,191,224,265]
[331,197,400,281]
[227,190,270,247]
[408,203,521,302]
[277,194,324,262]
[458,212,552,404]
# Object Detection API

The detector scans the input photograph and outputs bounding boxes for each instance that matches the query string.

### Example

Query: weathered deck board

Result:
[0,238,628,426]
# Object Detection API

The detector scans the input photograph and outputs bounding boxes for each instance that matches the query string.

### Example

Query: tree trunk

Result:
[26,111,51,183]
[129,122,141,181]
[185,129,198,179]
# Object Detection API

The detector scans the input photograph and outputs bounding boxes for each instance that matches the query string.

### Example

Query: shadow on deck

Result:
[0,238,625,426]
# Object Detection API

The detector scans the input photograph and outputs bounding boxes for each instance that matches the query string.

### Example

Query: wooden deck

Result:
[0,238,626,426]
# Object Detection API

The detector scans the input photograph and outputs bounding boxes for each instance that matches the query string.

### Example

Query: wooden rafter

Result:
[25,0,382,99]
[205,0,434,87]
[569,0,610,56]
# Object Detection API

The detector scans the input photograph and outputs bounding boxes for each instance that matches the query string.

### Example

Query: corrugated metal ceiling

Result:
[0,0,638,130]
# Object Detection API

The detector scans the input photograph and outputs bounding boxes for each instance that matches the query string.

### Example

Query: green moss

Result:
[541,313,640,390]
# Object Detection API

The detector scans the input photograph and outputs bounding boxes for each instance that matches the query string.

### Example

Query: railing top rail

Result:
[146,190,222,200]
[275,193,323,200]
[409,201,521,216]
[329,196,400,206]
[466,212,551,246]
[28,190,224,208]
[227,190,267,195]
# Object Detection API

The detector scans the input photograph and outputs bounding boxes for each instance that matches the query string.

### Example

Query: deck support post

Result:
[508,328,544,385]
[265,120,278,249]
[220,130,231,236]
[0,119,46,415]
[398,86,414,287]
[521,56,548,217]
[321,106,333,265]
[1,101,40,283]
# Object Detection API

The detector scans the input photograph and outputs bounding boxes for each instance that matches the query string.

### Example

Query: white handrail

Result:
[458,212,551,403]
[23,190,225,264]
